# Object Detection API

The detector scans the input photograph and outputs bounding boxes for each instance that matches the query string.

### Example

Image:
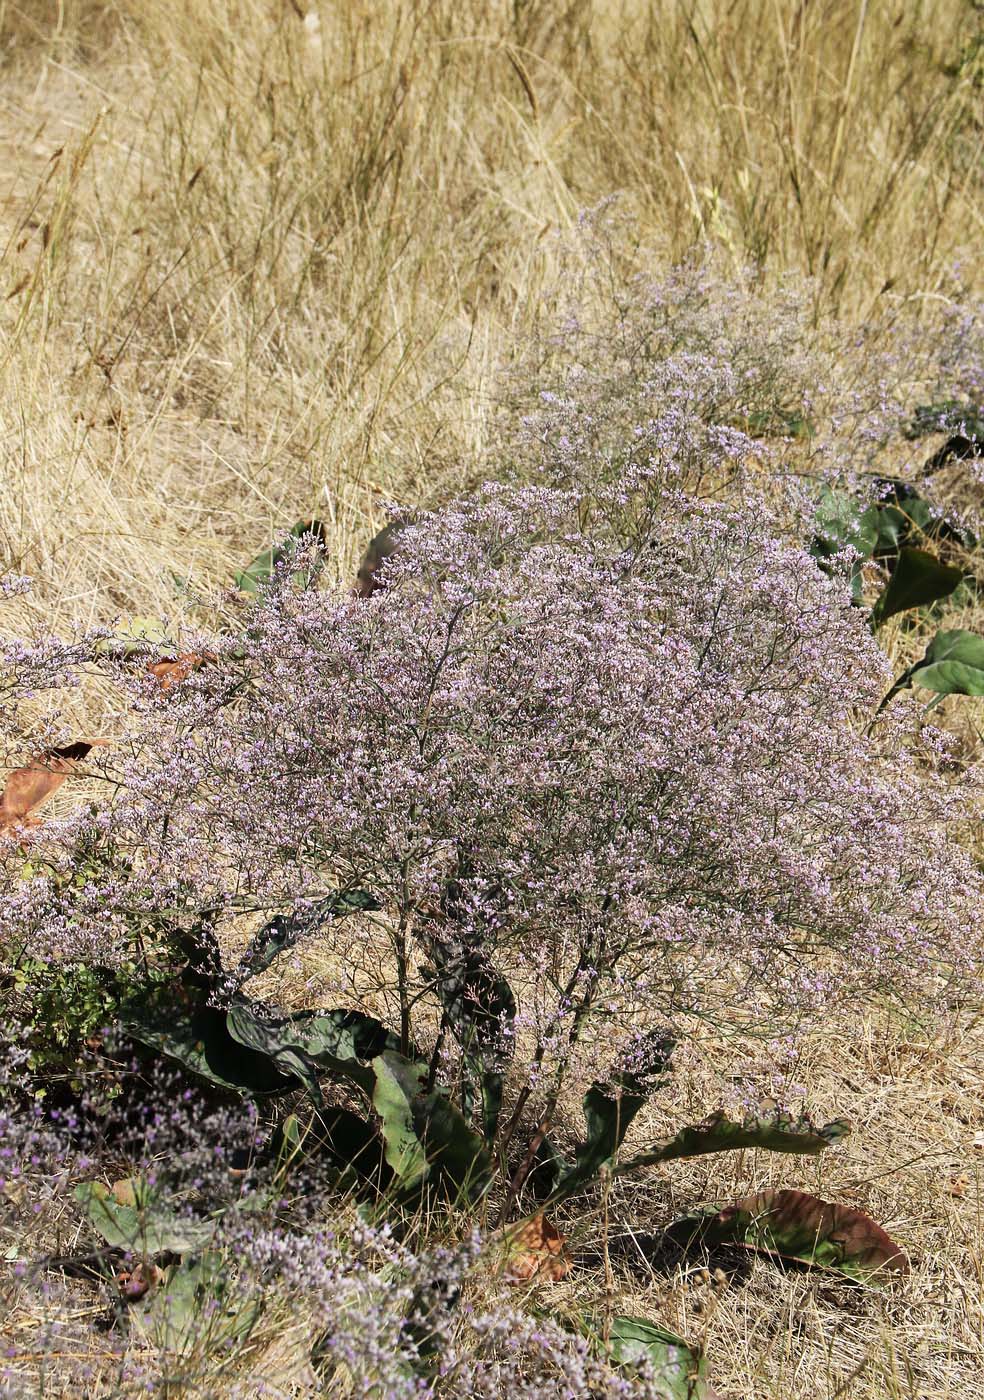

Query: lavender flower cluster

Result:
[2,248,983,1393]
[6,473,979,1090]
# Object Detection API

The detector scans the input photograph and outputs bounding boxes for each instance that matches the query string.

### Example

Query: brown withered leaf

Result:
[146,653,212,692]
[0,740,108,833]
[499,1212,572,1283]
[116,1261,163,1301]
[673,1188,909,1283]
[355,521,405,598]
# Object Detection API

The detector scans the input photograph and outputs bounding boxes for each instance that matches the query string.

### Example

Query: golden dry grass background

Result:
[1,2,984,1397]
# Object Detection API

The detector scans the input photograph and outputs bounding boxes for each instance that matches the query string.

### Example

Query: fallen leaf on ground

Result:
[671,1188,909,1283]
[146,653,212,691]
[498,1212,572,1283]
[0,741,108,833]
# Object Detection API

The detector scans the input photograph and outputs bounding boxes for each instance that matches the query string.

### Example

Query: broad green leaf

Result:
[125,1005,295,1097]
[74,1181,213,1255]
[607,1316,714,1397]
[355,521,406,597]
[742,408,814,440]
[269,1106,392,1191]
[871,481,974,552]
[370,1051,493,1202]
[883,627,984,707]
[810,487,879,602]
[131,1252,261,1355]
[811,487,879,561]
[234,891,380,981]
[94,615,176,657]
[905,401,984,442]
[670,1188,909,1284]
[616,1106,850,1175]
[282,1007,400,1067]
[370,1053,430,1190]
[551,1032,675,1201]
[871,547,963,627]
[234,520,327,593]
[225,1000,324,1102]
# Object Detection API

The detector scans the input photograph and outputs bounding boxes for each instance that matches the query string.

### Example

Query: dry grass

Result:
[0,0,981,636]
[1,2,983,1397]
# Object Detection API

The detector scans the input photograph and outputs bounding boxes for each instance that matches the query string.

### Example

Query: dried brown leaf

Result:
[146,653,211,691]
[498,1212,572,1283]
[0,740,108,833]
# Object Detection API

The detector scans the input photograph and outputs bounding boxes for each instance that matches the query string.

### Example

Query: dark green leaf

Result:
[870,547,963,627]
[234,520,327,593]
[269,1106,392,1190]
[616,1106,850,1175]
[225,1000,324,1103]
[370,1051,493,1202]
[670,1188,909,1284]
[552,1032,675,1201]
[131,1251,261,1355]
[125,1004,295,1096]
[370,1053,431,1189]
[810,488,879,602]
[869,480,975,553]
[426,937,515,1141]
[811,487,879,561]
[234,891,380,981]
[884,627,984,706]
[743,408,814,440]
[282,1007,401,1064]
[905,401,984,443]
[355,521,406,597]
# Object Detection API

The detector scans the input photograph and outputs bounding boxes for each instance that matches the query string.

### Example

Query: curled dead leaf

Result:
[0,741,108,834]
[116,1261,162,1301]
[498,1212,572,1283]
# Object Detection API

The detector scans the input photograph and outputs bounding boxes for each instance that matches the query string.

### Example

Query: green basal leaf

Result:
[131,1252,261,1355]
[606,1315,714,1397]
[269,1106,392,1191]
[669,1188,909,1284]
[742,408,814,440]
[870,547,963,628]
[551,1032,674,1201]
[125,1004,295,1097]
[369,1051,493,1202]
[811,487,879,559]
[93,615,176,658]
[883,627,984,707]
[905,401,984,442]
[370,1053,431,1190]
[425,936,515,1142]
[234,520,327,593]
[225,1000,324,1103]
[355,521,406,597]
[282,1007,400,1071]
[615,1106,849,1175]
[75,1181,213,1255]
